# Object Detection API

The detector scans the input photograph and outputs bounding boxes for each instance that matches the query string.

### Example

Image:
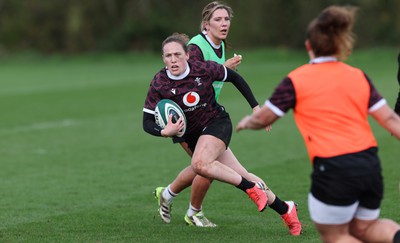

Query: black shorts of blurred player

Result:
[309,147,383,224]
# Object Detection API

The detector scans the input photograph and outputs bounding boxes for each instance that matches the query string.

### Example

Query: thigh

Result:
[314,222,357,243]
[192,134,226,165]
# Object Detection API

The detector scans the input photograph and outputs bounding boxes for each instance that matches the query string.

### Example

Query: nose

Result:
[171,55,177,62]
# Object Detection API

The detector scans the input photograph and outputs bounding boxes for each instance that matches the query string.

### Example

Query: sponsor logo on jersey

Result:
[183,92,200,107]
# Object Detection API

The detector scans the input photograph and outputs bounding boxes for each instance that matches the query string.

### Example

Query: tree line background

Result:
[0,0,399,54]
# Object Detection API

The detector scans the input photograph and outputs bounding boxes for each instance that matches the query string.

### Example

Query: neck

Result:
[166,62,190,80]
[204,33,222,49]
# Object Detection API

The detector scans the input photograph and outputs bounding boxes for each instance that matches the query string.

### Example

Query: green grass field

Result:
[1,48,399,242]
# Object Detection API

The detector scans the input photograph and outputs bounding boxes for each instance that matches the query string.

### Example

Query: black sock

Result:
[269,196,289,215]
[236,177,255,192]
[395,91,400,115]
[394,230,400,243]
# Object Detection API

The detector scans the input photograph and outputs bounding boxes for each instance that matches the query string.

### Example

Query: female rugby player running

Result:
[236,5,400,243]
[153,2,299,234]
[143,33,301,234]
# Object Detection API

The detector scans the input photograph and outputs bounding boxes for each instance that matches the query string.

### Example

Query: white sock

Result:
[162,185,177,203]
[187,203,201,217]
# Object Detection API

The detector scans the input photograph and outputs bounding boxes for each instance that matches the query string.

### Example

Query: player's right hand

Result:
[162,115,185,137]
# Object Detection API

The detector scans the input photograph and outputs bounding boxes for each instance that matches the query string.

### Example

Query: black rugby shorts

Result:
[311,147,383,209]
[172,136,185,144]
[185,113,232,153]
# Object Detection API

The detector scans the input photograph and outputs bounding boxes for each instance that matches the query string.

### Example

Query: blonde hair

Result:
[200,1,233,32]
[306,5,357,60]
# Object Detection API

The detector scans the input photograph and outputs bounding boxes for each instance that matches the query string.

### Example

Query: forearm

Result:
[143,112,163,137]
[241,115,269,130]
[371,104,400,139]
[383,113,400,139]
[226,68,258,108]
[236,106,279,131]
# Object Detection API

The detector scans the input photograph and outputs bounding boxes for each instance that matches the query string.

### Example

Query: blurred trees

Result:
[0,0,399,54]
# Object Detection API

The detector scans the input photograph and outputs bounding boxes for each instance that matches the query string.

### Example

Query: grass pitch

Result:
[0,48,399,242]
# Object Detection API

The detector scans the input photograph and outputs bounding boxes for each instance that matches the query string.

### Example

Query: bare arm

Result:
[236,105,280,132]
[370,104,400,139]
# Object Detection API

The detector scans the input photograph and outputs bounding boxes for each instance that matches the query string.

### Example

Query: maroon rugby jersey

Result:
[143,59,227,135]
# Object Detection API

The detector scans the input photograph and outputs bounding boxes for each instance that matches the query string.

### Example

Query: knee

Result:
[349,226,366,240]
[191,158,207,175]
[349,219,376,240]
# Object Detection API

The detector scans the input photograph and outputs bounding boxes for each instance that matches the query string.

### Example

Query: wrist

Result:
[160,129,168,138]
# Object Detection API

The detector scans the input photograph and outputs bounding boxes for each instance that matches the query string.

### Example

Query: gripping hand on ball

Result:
[161,115,185,137]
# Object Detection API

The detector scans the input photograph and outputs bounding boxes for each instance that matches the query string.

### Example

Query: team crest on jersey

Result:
[194,77,202,86]
[183,92,200,107]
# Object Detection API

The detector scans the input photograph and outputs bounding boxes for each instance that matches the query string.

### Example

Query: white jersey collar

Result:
[310,56,338,64]
[203,30,221,49]
[166,62,190,80]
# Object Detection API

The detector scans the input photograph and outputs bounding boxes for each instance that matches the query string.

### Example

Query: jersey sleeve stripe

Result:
[265,100,285,117]
[222,66,227,82]
[143,108,155,115]
[368,98,386,113]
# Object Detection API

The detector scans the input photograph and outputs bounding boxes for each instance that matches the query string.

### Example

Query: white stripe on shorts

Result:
[308,193,380,224]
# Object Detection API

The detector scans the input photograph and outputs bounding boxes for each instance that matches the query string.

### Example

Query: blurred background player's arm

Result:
[395,53,400,115]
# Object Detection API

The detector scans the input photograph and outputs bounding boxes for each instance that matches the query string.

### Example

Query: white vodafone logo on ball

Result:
[183,92,200,107]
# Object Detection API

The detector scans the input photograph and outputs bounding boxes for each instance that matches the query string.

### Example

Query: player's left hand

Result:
[224,53,242,71]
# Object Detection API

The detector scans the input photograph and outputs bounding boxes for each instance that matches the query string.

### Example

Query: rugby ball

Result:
[154,99,186,137]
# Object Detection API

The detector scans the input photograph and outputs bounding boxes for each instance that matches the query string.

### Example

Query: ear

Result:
[305,40,312,51]
[203,21,209,31]
[305,39,315,60]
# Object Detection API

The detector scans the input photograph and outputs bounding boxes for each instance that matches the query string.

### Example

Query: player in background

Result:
[395,53,400,115]
[236,5,400,243]
[153,2,301,235]
[143,33,301,235]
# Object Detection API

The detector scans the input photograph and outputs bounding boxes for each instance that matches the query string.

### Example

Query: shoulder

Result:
[189,59,221,68]
[151,69,168,85]
[288,64,312,77]
[188,34,206,44]
[189,44,204,61]
[188,60,225,78]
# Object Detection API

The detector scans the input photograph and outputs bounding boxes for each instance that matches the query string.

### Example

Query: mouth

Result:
[170,65,179,71]
[221,29,228,35]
